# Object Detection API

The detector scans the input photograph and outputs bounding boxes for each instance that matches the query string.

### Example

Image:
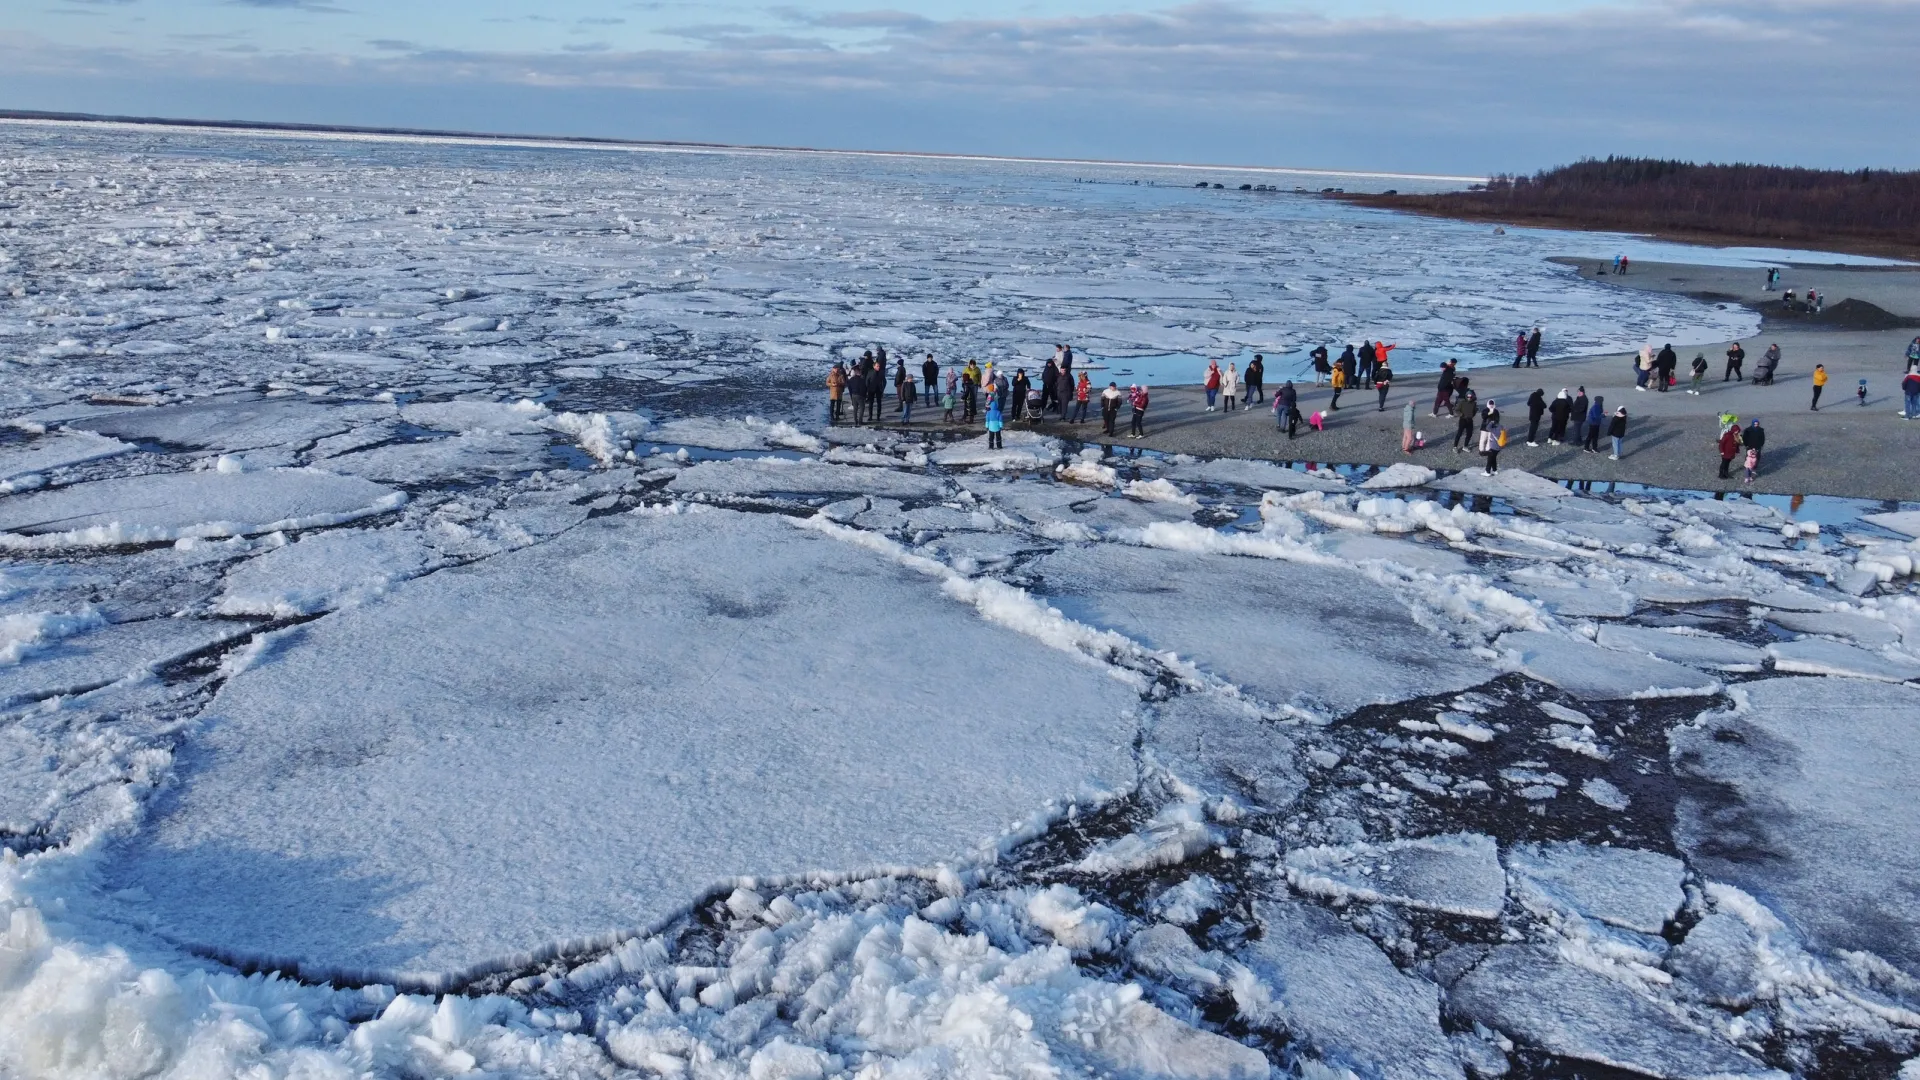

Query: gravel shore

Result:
[875,258,1920,503]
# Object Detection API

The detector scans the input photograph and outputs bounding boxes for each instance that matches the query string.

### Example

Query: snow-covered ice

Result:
[1499,630,1721,699]
[0,468,405,549]
[1505,841,1686,935]
[1284,832,1507,919]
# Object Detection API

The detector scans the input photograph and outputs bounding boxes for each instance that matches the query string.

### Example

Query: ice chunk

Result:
[0,430,133,491]
[1234,899,1464,1080]
[0,469,406,549]
[402,399,549,435]
[1284,832,1507,919]
[1505,842,1685,935]
[1026,884,1124,954]
[1667,912,1762,1008]
[1497,630,1719,699]
[1147,693,1305,810]
[1863,511,1920,540]
[929,431,1059,471]
[667,458,943,499]
[1033,542,1495,715]
[1170,458,1349,493]
[1319,531,1471,575]
[1762,610,1901,647]
[0,617,256,708]
[1765,638,1920,683]
[1358,462,1436,490]
[1580,778,1631,811]
[74,397,385,452]
[213,530,439,616]
[1594,624,1766,672]
[1426,469,1569,500]
[1073,802,1222,875]
[1449,945,1776,1079]
[99,509,1140,983]
[1672,677,1920,977]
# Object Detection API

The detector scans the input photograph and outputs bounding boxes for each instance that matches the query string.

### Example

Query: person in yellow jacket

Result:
[1329,360,1347,410]
[826,363,847,424]
[1811,364,1827,410]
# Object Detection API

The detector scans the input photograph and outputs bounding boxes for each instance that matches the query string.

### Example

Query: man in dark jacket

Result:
[1725,343,1746,381]
[1526,327,1543,366]
[1432,361,1457,416]
[1011,369,1031,420]
[922,354,939,400]
[1525,389,1547,445]
[1571,387,1589,444]
[1742,418,1766,461]
[1357,341,1377,387]
[1039,359,1059,413]
[1656,344,1678,391]
[1547,390,1572,444]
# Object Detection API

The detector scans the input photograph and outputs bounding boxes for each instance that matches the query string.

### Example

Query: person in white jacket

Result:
[1220,364,1240,412]
[1478,422,1502,475]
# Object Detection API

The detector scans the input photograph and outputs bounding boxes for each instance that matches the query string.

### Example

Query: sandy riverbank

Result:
[866,259,1920,502]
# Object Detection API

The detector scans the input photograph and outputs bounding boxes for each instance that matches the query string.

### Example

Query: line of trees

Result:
[1357,157,1919,254]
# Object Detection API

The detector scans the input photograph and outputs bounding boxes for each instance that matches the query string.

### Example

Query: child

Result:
[941,387,956,423]
[1743,446,1759,485]
[1858,378,1869,407]
[1308,410,1325,432]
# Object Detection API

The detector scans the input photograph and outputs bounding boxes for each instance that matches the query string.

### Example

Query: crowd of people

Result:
[828,344,1158,439]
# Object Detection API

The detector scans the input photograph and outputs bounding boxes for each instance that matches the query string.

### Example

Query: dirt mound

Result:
[1758,297,1920,331]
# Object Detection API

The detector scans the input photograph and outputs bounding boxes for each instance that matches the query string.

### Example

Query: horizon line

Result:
[0,108,1490,184]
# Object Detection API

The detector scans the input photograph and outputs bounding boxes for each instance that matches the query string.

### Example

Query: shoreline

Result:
[851,258,1920,502]
[1331,195,1920,264]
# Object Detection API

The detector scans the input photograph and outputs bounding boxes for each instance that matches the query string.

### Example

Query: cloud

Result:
[1,0,1913,170]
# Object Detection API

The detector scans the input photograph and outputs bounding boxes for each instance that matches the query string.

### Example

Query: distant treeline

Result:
[1345,157,1920,258]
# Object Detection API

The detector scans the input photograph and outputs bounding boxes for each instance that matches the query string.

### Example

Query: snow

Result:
[0,616,257,709]
[1146,693,1305,810]
[1283,832,1507,919]
[929,432,1060,471]
[1449,945,1778,1079]
[0,469,406,549]
[1169,457,1350,493]
[1498,630,1721,699]
[1234,899,1464,1080]
[1672,677,1920,977]
[94,509,1141,983]
[1593,624,1767,672]
[1766,638,1920,683]
[1505,842,1686,935]
[1031,542,1495,716]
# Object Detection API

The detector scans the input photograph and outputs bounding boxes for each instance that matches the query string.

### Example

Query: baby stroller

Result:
[1023,387,1045,425]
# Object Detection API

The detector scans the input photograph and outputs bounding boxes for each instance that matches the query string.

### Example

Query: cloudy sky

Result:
[2,0,1912,174]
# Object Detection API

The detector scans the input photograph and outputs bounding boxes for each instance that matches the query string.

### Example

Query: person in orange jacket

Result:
[826,363,847,424]
[1811,364,1828,410]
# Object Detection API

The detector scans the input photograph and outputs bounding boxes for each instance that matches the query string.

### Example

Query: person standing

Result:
[1547,389,1572,444]
[1582,396,1606,452]
[1811,364,1828,409]
[895,357,910,413]
[1311,345,1332,386]
[984,392,1005,450]
[1742,418,1766,474]
[1357,341,1377,387]
[961,360,979,422]
[1221,363,1240,412]
[1903,368,1920,419]
[1040,357,1060,414]
[1453,403,1477,453]
[1478,421,1502,475]
[1525,389,1547,445]
[1513,330,1528,368]
[1608,407,1628,459]
[922,353,939,400]
[826,362,848,424]
[1480,398,1502,435]
[1329,356,1347,411]
[1374,360,1393,411]
[1129,384,1150,438]
[1635,346,1653,390]
[1526,327,1542,367]
[1072,372,1091,424]
[1725,342,1746,381]
[1278,381,1300,439]
[1401,400,1416,453]
[1718,421,1742,479]
[900,373,917,423]
[1656,343,1678,392]
[1056,364,1075,418]
[1011,369,1031,420]
[1204,360,1222,411]
[1905,336,1920,373]
[1571,387,1589,444]
[1759,343,1781,385]
[942,370,958,422]
[1432,360,1457,417]
[1100,382,1123,436]
[1689,354,1708,395]
[1246,354,1266,403]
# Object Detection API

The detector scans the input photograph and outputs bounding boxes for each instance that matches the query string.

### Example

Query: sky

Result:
[2,0,1914,175]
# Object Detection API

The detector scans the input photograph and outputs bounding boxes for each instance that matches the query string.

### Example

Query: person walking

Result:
[1725,342,1746,381]
[1512,330,1528,368]
[922,354,939,400]
[1571,387,1589,444]
[1129,384,1150,438]
[1246,354,1266,403]
[984,392,1005,450]
[1811,364,1828,409]
[1453,403,1477,453]
[1718,421,1742,480]
[1526,327,1542,367]
[1101,382,1123,436]
[1525,389,1547,446]
[1401,400,1416,453]
[1582,395,1606,453]
[1479,421,1502,475]
[1903,369,1920,419]
[1758,343,1781,385]
[1221,363,1240,412]
[1607,407,1628,459]
[1072,372,1091,424]
[826,362,848,424]
[1635,345,1653,390]
[1689,354,1708,394]
[1374,360,1393,410]
[1741,418,1765,476]
[1547,389,1572,444]
[1204,360,1222,411]
[1432,360,1457,417]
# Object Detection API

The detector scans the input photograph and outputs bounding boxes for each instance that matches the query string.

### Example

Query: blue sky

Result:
[3,0,1912,174]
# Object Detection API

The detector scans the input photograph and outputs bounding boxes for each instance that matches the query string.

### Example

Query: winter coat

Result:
[1247,358,1264,384]
[984,402,1004,432]
[1221,368,1239,395]
[1812,367,1828,387]
[1130,388,1150,412]
[1205,365,1221,390]
[1742,424,1766,450]
[1549,395,1572,423]
[1719,428,1742,461]
[827,368,846,398]
[1586,401,1605,426]
[1527,391,1547,420]
[1280,384,1298,412]
[1608,413,1628,438]
[1373,366,1392,390]
[1076,376,1092,402]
